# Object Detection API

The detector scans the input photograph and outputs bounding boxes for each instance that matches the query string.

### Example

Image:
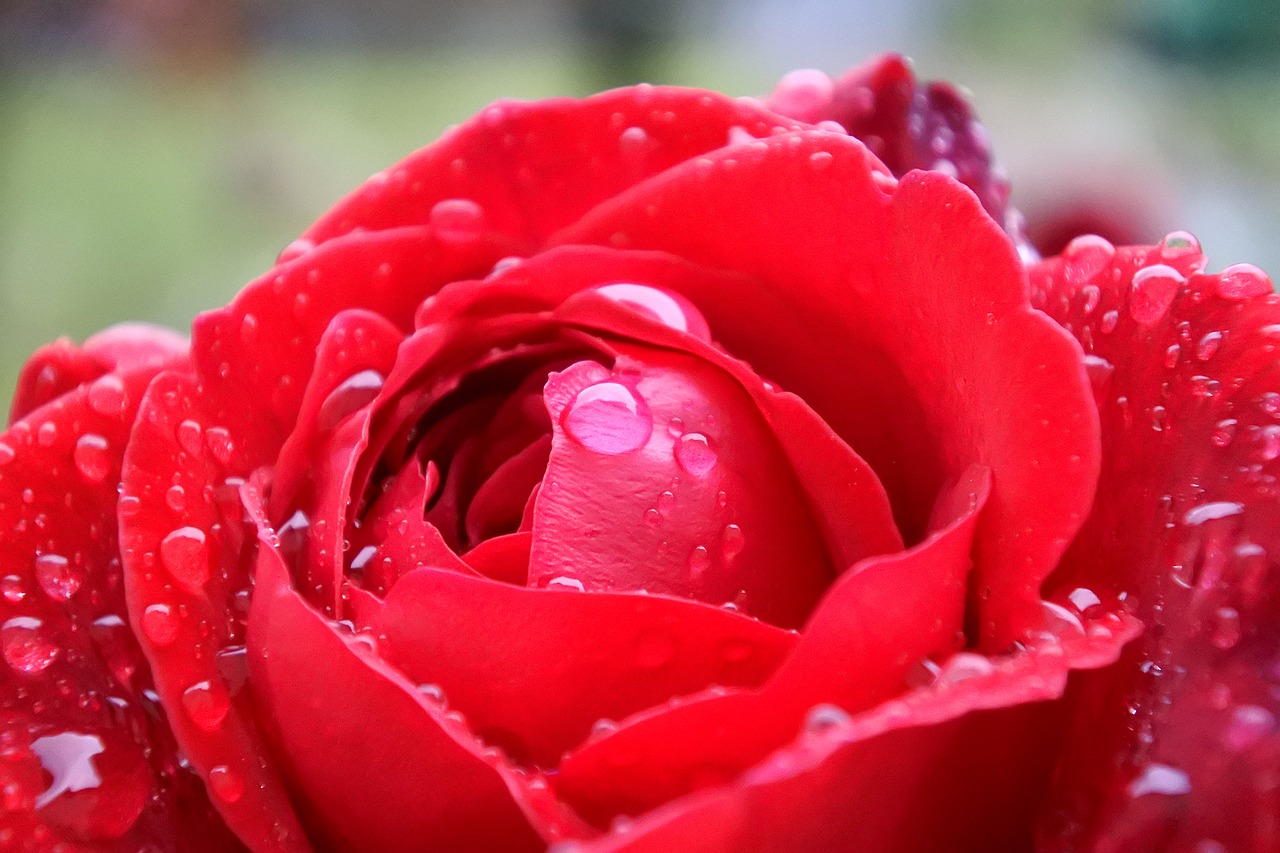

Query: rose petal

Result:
[557,130,1099,649]
[577,608,1141,852]
[246,521,577,850]
[297,87,806,249]
[533,354,835,627]
[120,374,311,850]
[555,467,989,824]
[362,567,797,769]
[1029,239,1280,849]
[0,361,239,849]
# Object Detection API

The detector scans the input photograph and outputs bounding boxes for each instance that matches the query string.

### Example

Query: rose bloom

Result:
[1,54,1276,852]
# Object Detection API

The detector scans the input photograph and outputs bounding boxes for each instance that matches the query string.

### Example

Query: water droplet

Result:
[1210,418,1238,448]
[1065,587,1102,615]
[808,150,833,170]
[1164,344,1181,369]
[1224,704,1275,750]
[1,575,25,604]
[208,765,244,804]
[429,198,486,245]
[1032,600,1086,642]
[2,617,59,674]
[1079,284,1102,315]
[416,683,446,704]
[1182,501,1243,527]
[546,576,585,592]
[317,370,384,432]
[176,420,203,455]
[205,427,233,464]
[1209,607,1241,650]
[687,545,712,578]
[37,421,58,447]
[591,718,619,738]
[165,485,187,513]
[1159,230,1201,260]
[1195,331,1223,361]
[1128,264,1184,326]
[594,283,708,339]
[276,238,315,264]
[1063,234,1115,282]
[73,434,111,483]
[1127,763,1191,798]
[720,524,745,562]
[141,604,179,646]
[562,381,652,455]
[938,652,995,685]
[1215,263,1272,300]
[160,527,210,587]
[349,545,377,572]
[87,375,127,416]
[643,508,661,526]
[118,495,142,517]
[905,657,943,688]
[1259,426,1280,462]
[182,680,230,732]
[804,703,851,734]
[1099,309,1119,334]
[34,554,79,601]
[674,432,717,476]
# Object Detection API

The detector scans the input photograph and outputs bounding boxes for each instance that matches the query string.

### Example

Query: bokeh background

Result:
[2,0,1278,400]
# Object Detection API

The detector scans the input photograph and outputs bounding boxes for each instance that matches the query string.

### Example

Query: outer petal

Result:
[1029,238,1280,850]
[578,607,1140,853]
[767,54,1022,244]
[554,467,989,825]
[361,568,797,768]
[296,87,806,250]
[0,359,239,849]
[246,511,576,851]
[556,131,1099,649]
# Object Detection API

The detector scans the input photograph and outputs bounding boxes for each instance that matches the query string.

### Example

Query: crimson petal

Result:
[1029,238,1280,850]
[556,131,1099,649]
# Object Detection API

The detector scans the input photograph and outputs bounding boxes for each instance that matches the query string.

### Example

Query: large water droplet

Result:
[1127,763,1192,798]
[1128,264,1184,326]
[804,703,851,734]
[2,617,59,674]
[546,576,586,592]
[1,575,25,604]
[160,527,210,587]
[429,198,486,245]
[1063,234,1115,282]
[687,545,712,578]
[73,434,111,483]
[182,680,231,732]
[1215,263,1272,300]
[141,603,179,646]
[1158,230,1201,261]
[720,524,745,562]
[674,432,717,476]
[1182,501,1243,527]
[87,375,127,416]
[34,554,80,601]
[937,652,994,685]
[562,381,652,455]
[176,419,203,455]
[318,370,384,433]
[30,732,104,808]
[1195,331,1223,361]
[595,283,708,339]
[208,765,244,804]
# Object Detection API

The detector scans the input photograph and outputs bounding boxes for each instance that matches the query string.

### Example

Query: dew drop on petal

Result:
[2,617,59,674]
[1128,264,1184,326]
[317,369,385,432]
[87,375,127,416]
[73,434,112,483]
[208,765,244,804]
[562,382,652,455]
[1215,263,1272,300]
[1127,763,1191,798]
[674,432,717,476]
[546,576,585,592]
[34,554,80,601]
[176,419,203,456]
[37,421,58,447]
[687,545,712,579]
[141,604,179,647]
[1,575,25,604]
[594,282,710,340]
[1158,230,1201,260]
[1063,234,1115,282]
[1196,331,1223,362]
[182,680,231,732]
[429,198,486,245]
[937,651,995,685]
[720,523,745,562]
[804,703,852,734]
[160,527,210,587]
[1224,704,1276,750]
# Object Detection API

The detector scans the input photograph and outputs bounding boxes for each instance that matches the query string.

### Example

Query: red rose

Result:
[2,55,1276,852]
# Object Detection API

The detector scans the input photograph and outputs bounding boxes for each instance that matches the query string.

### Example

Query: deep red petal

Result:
[1029,238,1280,850]
[0,361,239,849]
[532,354,834,627]
[363,567,796,768]
[556,131,1099,649]
[767,54,1023,244]
[554,467,989,824]
[578,608,1140,853]
[246,523,576,851]
[120,374,311,851]
[296,87,806,250]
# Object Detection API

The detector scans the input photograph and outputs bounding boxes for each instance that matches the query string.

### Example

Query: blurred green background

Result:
[1,0,1278,401]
